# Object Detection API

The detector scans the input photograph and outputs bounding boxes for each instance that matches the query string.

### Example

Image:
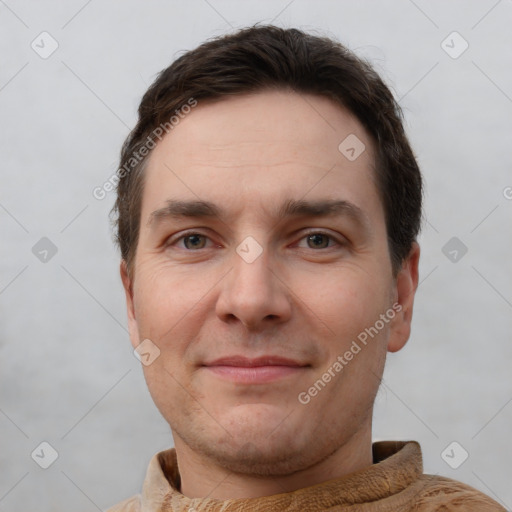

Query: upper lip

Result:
[202,356,308,367]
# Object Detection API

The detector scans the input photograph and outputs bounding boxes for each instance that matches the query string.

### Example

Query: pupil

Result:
[185,235,204,249]
[309,234,328,248]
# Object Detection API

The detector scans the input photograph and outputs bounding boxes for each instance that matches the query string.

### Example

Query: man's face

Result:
[122,90,418,476]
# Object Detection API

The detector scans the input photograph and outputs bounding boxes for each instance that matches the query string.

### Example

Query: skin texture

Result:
[121,90,420,499]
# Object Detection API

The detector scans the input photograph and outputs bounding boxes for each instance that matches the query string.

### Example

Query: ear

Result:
[387,242,420,353]
[120,260,141,349]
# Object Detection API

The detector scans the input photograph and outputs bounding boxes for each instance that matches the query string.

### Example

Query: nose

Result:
[215,244,292,331]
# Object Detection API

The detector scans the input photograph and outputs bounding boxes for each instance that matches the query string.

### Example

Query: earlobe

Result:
[387,242,420,353]
[120,260,141,349]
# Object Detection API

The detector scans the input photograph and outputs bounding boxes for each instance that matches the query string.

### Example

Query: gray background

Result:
[1,0,511,510]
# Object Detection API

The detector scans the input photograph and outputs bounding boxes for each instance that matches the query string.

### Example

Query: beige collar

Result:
[140,441,423,511]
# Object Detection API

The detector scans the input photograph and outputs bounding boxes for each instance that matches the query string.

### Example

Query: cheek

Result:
[136,260,192,308]
[133,270,203,411]
[132,265,203,349]
[292,266,389,340]
[141,359,198,427]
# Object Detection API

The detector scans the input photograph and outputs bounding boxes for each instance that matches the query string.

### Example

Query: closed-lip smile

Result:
[202,355,309,384]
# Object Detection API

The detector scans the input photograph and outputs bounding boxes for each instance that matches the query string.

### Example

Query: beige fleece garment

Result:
[107,441,506,511]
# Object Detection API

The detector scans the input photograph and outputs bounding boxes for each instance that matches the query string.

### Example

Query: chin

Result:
[194,436,312,477]
[221,403,302,442]
[174,405,337,477]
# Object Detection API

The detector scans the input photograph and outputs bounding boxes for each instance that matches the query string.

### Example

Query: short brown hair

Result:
[112,25,422,279]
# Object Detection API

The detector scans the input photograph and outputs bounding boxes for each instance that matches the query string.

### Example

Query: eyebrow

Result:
[148,198,370,231]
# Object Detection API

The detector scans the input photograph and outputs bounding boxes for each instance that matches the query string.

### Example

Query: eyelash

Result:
[167,230,345,251]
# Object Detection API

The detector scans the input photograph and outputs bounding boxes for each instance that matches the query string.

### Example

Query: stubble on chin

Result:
[170,403,364,478]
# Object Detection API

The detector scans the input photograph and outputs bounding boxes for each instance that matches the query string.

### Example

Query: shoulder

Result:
[105,494,141,512]
[413,474,506,511]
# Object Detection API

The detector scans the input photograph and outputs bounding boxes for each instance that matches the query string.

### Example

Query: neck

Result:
[174,425,373,500]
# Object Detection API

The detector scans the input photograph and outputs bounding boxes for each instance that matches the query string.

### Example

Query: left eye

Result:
[297,233,339,249]
[178,233,211,250]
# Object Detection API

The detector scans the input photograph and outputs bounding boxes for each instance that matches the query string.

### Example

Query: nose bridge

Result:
[215,235,291,328]
[231,236,274,299]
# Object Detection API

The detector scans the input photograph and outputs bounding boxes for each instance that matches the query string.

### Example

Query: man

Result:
[108,25,505,511]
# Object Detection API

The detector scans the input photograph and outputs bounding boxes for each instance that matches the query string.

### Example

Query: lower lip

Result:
[204,365,305,384]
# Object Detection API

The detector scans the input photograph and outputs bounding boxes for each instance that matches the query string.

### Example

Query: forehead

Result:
[141,90,383,225]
